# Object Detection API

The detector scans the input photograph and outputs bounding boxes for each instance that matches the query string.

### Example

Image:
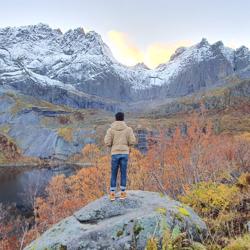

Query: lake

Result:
[0,165,78,209]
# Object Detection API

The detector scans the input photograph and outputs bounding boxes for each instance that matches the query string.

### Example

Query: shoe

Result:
[120,191,127,200]
[109,192,116,201]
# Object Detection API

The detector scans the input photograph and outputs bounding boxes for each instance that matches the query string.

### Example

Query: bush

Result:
[73,111,85,121]
[58,115,71,124]
[58,127,73,142]
[180,182,240,217]
[224,234,250,250]
[180,176,250,247]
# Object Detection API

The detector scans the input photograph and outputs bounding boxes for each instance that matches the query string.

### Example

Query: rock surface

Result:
[25,190,207,250]
[0,86,96,160]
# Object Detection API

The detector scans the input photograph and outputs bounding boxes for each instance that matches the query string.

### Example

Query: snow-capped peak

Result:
[236,46,250,57]
[131,63,150,70]
[197,38,210,47]
[1,24,250,101]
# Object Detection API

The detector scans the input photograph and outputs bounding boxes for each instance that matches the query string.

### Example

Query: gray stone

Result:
[25,190,207,250]
[0,88,97,159]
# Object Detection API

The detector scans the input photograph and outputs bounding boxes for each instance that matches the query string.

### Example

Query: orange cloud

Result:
[107,30,193,68]
[108,30,144,66]
[145,41,192,68]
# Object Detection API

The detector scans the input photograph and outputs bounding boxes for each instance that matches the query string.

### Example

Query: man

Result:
[104,112,136,201]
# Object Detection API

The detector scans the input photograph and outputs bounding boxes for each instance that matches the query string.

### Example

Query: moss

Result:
[178,206,190,217]
[0,125,10,134]
[58,245,67,250]
[191,242,207,250]
[58,127,73,142]
[155,207,167,215]
[116,229,124,237]
[171,225,181,239]
[133,223,144,236]
[159,192,165,197]
[175,213,184,222]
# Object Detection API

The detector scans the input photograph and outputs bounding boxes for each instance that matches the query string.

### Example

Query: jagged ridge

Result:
[1,24,250,109]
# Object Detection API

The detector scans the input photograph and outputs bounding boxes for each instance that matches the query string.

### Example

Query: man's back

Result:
[104,112,136,201]
[104,121,136,155]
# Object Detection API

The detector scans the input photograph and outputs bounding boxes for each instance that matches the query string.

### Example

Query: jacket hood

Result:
[111,121,128,131]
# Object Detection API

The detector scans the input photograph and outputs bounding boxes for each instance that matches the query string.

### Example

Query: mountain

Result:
[1,23,250,110]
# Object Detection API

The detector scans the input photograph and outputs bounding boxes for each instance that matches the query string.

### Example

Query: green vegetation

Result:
[146,224,207,250]
[155,207,167,215]
[224,234,250,250]
[180,182,239,215]
[58,127,73,142]
[0,125,10,134]
[133,223,144,236]
[146,173,250,249]
[179,174,250,249]
[116,229,124,237]
[178,207,190,217]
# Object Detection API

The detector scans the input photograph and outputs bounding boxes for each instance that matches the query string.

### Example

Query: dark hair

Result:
[115,112,124,121]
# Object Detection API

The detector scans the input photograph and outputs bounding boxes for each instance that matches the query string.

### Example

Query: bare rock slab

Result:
[25,190,207,250]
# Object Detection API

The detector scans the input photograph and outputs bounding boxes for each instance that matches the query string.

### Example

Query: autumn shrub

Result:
[179,174,250,247]
[180,182,239,216]
[145,225,207,250]
[144,111,250,197]
[13,109,250,248]
[58,115,71,125]
[224,234,250,250]
[34,145,110,234]
[73,111,85,121]
[58,127,73,142]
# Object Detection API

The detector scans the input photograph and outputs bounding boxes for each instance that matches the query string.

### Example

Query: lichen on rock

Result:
[25,190,207,250]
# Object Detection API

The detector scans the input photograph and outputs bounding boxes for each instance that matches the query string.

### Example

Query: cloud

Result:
[145,41,192,68]
[107,30,192,68]
[107,30,144,66]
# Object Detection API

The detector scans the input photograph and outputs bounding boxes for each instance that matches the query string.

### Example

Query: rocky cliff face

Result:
[1,24,250,110]
[24,191,207,250]
[0,86,97,160]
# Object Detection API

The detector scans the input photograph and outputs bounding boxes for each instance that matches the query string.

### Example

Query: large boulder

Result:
[25,190,207,250]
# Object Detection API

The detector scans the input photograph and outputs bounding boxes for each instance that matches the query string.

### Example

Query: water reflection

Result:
[0,165,76,207]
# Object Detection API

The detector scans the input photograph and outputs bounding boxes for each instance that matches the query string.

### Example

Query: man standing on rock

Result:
[104,112,136,201]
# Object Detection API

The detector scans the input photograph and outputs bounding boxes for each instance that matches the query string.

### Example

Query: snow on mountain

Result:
[1,23,250,107]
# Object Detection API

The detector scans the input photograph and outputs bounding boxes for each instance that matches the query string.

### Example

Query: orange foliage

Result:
[143,111,250,196]
[7,110,250,248]
[34,145,110,234]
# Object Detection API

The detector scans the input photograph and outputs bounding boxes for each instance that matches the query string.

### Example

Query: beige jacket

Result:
[104,121,136,155]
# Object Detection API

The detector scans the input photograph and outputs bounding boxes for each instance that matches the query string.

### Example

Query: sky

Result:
[1,0,250,68]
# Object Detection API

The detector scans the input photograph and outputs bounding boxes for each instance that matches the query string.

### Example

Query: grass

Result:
[58,127,73,142]
[6,91,72,115]
[0,152,7,164]
[0,125,10,134]
[224,234,250,250]
[178,207,190,217]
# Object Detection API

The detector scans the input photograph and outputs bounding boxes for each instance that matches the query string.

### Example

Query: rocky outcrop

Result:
[0,86,96,160]
[25,191,207,250]
[0,133,20,161]
[146,79,250,117]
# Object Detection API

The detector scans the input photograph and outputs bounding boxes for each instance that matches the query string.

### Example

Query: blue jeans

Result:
[110,154,128,192]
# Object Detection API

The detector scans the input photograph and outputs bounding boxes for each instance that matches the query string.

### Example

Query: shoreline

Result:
[0,161,93,170]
